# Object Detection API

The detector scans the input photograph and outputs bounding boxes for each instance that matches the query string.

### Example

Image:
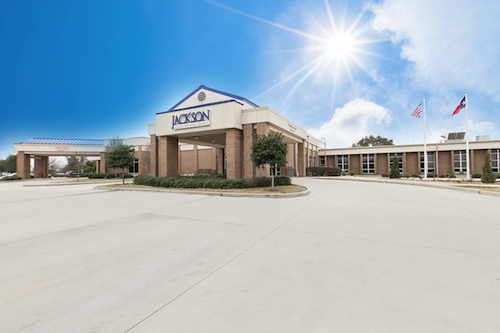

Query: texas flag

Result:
[452,96,466,116]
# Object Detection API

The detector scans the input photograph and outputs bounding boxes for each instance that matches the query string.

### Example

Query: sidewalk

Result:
[314,175,500,198]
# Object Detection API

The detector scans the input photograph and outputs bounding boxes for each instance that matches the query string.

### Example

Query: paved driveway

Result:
[1,178,499,332]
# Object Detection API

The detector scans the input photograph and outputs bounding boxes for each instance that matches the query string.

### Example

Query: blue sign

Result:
[172,110,210,129]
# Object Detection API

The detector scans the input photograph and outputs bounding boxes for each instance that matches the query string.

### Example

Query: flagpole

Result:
[465,89,470,179]
[423,94,427,179]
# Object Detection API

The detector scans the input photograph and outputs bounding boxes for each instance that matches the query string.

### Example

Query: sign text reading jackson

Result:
[172,110,210,130]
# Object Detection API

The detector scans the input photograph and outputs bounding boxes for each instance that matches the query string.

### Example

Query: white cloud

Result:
[309,99,392,148]
[371,0,500,102]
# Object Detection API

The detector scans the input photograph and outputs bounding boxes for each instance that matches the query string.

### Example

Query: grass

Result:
[104,184,307,194]
[456,185,500,192]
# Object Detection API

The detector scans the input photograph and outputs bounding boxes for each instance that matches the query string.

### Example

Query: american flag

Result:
[411,102,423,118]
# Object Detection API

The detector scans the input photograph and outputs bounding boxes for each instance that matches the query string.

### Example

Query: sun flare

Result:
[327,34,354,58]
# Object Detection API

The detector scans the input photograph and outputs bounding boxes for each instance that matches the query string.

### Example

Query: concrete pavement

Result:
[0,178,499,332]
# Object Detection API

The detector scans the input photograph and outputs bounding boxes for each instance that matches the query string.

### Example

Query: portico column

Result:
[150,134,158,177]
[242,124,255,178]
[99,152,107,173]
[158,136,179,177]
[16,152,31,179]
[216,148,224,174]
[226,128,243,179]
[34,156,48,178]
[297,141,306,177]
[256,123,270,177]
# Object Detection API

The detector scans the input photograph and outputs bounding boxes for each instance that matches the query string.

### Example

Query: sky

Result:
[1,0,500,159]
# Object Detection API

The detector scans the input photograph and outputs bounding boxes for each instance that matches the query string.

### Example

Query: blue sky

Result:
[1,0,500,159]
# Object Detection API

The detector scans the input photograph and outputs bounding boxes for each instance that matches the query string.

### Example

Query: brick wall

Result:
[226,128,243,179]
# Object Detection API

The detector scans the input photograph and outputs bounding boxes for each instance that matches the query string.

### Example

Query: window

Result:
[270,166,281,176]
[420,152,435,173]
[309,156,312,167]
[362,154,375,174]
[491,149,499,173]
[337,155,348,171]
[129,159,139,173]
[454,150,467,173]
[320,156,325,167]
[389,153,403,172]
[313,157,316,167]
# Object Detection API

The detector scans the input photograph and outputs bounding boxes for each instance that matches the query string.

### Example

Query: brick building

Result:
[13,86,500,179]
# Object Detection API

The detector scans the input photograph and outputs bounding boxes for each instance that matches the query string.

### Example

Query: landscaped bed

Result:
[104,183,307,194]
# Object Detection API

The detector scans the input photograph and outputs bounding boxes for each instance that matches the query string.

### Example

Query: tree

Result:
[64,155,87,181]
[107,144,135,184]
[83,160,96,174]
[389,155,401,179]
[250,132,288,190]
[106,135,123,177]
[352,135,394,147]
[48,157,63,175]
[481,151,496,183]
[0,155,17,173]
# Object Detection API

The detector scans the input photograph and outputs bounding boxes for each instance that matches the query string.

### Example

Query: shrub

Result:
[447,174,457,178]
[197,169,217,176]
[438,174,446,178]
[274,175,292,186]
[482,151,496,183]
[381,173,389,177]
[401,173,411,178]
[247,176,271,188]
[0,176,21,181]
[471,173,481,178]
[410,173,420,178]
[427,172,437,178]
[389,156,401,179]
[341,170,347,176]
[349,171,355,176]
[306,167,341,176]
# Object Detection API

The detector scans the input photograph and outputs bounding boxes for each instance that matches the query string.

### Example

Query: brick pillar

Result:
[285,143,295,176]
[158,136,179,177]
[216,148,224,174]
[99,152,107,173]
[193,144,198,175]
[470,150,475,173]
[96,160,100,173]
[242,124,255,179]
[34,156,48,178]
[435,151,439,174]
[297,141,306,177]
[16,152,30,179]
[451,150,455,174]
[226,129,243,179]
[150,135,158,177]
[255,123,270,177]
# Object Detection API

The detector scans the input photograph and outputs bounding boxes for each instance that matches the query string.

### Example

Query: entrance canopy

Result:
[15,138,105,156]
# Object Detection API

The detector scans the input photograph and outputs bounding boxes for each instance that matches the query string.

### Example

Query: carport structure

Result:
[14,138,105,179]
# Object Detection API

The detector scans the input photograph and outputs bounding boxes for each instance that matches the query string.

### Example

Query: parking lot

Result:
[1,178,499,332]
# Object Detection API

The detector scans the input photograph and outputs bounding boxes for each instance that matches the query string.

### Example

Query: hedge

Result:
[0,176,21,181]
[88,173,134,179]
[133,175,292,189]
[306,167,341,176]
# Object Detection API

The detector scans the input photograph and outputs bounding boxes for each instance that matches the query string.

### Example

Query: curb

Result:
[314,176,500,198]
[94,185,310,199]
[24,180,133,187]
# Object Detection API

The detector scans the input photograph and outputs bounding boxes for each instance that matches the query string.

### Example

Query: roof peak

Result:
[166,85,259,112]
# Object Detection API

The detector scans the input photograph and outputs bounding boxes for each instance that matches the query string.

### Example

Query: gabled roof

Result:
[164,85,259,113]
[20,138,104,145]
[157,99,244,115]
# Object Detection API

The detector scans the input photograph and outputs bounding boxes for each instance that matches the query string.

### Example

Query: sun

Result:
[203,0,386,107]
[327,34,354,59]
